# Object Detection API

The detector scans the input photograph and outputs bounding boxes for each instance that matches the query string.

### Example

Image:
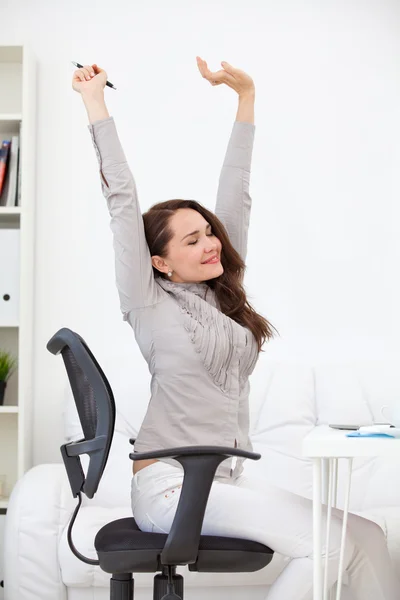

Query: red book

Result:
[0,140,11,199]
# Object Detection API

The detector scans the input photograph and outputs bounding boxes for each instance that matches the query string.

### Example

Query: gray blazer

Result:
[88,116,258,478]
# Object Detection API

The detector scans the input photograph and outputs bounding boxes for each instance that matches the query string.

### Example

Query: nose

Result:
[205,239,217,253]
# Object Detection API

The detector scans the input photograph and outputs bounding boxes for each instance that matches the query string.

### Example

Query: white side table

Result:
[302,425,400,600]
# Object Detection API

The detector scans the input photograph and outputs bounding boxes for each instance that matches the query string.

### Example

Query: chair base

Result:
[154,572,184,600]
[110,573,134,600]
[109,570,184,600]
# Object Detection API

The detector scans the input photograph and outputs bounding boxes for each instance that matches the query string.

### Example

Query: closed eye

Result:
[188,233,214,246]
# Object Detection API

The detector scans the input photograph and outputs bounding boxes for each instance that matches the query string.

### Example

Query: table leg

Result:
[313,458,323,600]
[322,458,330,504]
[332,459,338,508]
[329,459,338,600]
[316,459,340,600]
[323,459,334,600]
[335,458,353,600]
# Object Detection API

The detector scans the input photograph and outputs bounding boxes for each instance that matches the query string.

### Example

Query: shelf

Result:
[0,46,23,63]
[0,207,21,217]
[0,116,21,137]
[0,207,21,227]
[0,407,18,414]
[0,114,22,122]
[0,43,35,514]
[0,207,20,214]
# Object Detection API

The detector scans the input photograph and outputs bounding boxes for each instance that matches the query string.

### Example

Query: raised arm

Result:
[215,93,255,261]
[196,58,256,262]
[73,64,160,317]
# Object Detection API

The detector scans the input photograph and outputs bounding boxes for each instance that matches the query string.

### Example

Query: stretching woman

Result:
[72,58,399,598]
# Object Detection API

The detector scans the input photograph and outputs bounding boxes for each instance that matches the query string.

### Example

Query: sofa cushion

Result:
[248,361,315,498]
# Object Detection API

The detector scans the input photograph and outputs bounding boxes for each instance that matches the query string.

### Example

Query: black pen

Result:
[71,62,117,90]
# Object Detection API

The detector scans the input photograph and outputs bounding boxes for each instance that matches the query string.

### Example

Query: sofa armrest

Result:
[4,464,75,600]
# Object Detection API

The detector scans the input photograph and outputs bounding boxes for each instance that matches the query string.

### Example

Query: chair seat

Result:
[95,517,274,575]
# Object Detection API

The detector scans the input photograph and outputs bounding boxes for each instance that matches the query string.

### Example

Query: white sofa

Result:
[4,356,400,600]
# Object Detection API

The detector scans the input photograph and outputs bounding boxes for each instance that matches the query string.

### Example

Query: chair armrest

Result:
[4,464,75,600]
[129,444,260,462]
[129,444,261,566]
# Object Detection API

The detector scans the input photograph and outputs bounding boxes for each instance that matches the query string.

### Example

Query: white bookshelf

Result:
[0,44,36,511]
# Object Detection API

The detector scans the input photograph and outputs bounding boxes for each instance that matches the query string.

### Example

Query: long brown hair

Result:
[142,199,278,352]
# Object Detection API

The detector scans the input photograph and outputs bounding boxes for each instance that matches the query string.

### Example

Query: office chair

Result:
[47,327,274,600]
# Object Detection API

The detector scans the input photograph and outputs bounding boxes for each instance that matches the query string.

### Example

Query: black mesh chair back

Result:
[47,327,115,499]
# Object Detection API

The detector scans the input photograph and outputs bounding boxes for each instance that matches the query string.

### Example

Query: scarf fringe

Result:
[157,278,258,393]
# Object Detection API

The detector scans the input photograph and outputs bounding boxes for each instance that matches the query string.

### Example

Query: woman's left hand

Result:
[196,57,255,96]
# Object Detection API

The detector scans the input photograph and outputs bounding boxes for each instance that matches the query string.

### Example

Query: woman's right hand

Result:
[72,63,107,95]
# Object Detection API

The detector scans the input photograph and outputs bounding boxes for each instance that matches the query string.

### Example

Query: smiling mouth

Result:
[202,255,220,265]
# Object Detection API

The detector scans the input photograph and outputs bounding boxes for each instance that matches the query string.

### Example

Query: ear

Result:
[151,255,170,274]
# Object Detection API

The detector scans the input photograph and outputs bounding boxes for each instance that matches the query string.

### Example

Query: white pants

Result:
[131,461,399,600]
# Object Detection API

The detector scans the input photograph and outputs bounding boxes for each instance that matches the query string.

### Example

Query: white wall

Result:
[1,0,400,465]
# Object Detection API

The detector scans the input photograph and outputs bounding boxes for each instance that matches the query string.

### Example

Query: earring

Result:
[167,270,172,277]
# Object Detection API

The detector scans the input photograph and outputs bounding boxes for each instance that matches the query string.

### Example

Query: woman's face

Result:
[152,208,224,283]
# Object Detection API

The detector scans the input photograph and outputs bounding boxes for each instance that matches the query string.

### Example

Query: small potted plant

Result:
[0,350,17,406]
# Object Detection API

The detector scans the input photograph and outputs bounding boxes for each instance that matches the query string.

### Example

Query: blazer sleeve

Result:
[214,121,255,262]
[88,116,161,317]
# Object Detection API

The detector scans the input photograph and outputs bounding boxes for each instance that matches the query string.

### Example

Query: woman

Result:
[72,59,398,599]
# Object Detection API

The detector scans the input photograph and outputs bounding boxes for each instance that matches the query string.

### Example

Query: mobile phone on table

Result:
[329,424,361,430]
